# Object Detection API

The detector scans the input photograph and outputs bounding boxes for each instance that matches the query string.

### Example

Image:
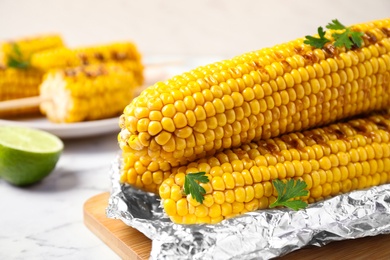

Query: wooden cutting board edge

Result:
[83,192,390,260]
[83,192,150,260]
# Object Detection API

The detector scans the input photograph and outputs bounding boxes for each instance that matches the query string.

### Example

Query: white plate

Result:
[0,117,120,139]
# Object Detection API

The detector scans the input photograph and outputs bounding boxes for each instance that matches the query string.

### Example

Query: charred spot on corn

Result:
[184,172,209,204]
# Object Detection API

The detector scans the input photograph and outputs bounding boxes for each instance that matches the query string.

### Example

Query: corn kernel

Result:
[222,172,235,189]
[221,203,233,216]
[209,204,221,218]
[234,187,246,202]
[213,191,225,204]
[258,197,269,209]
[163,199,177,216]
[244,186,255,202]
[232,201,245,213]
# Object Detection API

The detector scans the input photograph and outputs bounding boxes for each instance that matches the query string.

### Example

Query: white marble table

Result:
[1,133,121,259]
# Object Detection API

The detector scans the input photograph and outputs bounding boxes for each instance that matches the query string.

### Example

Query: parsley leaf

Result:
[327,19,364,49]
[304,26,330,49]
[326,19,346,30]
[332,28,364,49]
[269,179,308,210]
[304,19,364,50]
[332,30,354,49]
[184,172,209,204]
[350,31,364,48]
[7,44,30,69]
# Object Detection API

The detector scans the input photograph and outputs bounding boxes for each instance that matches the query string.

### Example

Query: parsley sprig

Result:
[7,44,30,69]
[184,172,209,203]
[326,19,364,49]
[304,19,364,50]
[270,179,308,210]
[304,26,329,49]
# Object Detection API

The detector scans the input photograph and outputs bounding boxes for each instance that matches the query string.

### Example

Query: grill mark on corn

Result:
[111,51,127,60]
[274,51,284,60]
[303,52,319,65]
[204,75,219,85]
[251,60,263,70]
[364,31,378,44]
[349,122,369,133]
[347,120,379,140]
[322,43,339,58]
[294,46,304,55]
[280,60,292,73]
[324,127,347,140]
[369,117,390,131]
[265,142,280,154]
[94,52,104,61]
[310,133,327,144]
[63,65,108,78]
[228,67,241,78]
[78,53,89,65]
[381,27,390,37]
[281,135,306,151]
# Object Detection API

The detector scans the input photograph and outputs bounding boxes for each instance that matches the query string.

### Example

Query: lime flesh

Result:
[0,126,63,186]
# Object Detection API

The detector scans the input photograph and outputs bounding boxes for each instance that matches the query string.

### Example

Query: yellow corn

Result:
[0,34,64,117]
[0,34,64,66]
[118,18,390,170]
[0,66,43,117]
[159,112,390,224]
[31,42,144,85]
[119,151,173,193]
[39,63,136,123]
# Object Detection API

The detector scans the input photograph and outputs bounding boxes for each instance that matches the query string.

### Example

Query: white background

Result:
[1,0,389,58]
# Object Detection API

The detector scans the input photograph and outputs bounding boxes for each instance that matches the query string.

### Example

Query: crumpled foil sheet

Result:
[106,157,390,259]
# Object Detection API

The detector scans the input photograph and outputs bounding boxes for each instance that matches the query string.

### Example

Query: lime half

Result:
[0,126,63,186]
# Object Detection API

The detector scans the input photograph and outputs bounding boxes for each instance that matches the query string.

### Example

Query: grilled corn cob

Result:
[120,152,173,193]
[39,63,136,123]
[159,112,390,224]
[0,34,64,66]
[118,18,390,170]
[31,42,144,85]
[0,66,43,117]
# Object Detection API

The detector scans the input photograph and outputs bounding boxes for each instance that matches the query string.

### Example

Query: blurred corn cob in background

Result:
[118,18,390,174]
[159,111,390,224]
[39,63,137,123]
[0,34,64,117]
[0,67,43,117]
[31,42,144,85]
[0,38,144,121]
[0,34,64,67]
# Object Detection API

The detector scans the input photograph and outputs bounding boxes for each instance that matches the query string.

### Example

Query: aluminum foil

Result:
[106,157,390,259]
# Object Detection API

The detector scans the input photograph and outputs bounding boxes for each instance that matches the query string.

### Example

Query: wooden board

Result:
[83,192,151,260]
[83,192,390,259]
